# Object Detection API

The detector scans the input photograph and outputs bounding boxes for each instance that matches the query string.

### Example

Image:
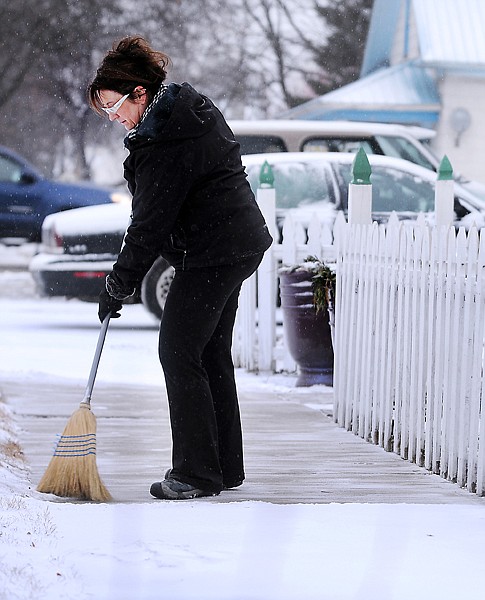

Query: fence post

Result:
[435,155,454,229]
[256,161,277,371]
[348,147,372,225]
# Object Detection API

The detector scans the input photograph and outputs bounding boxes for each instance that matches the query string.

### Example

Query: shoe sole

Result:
[223,480,244,490]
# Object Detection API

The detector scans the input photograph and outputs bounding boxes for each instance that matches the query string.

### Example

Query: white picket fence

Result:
[234,154,485,496]
[231,188,342,372]
[334,215,485,495]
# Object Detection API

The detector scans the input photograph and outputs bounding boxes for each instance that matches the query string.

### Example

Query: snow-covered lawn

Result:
[1,266,485,599]
[3,488,485,600]
[2,426,485,600]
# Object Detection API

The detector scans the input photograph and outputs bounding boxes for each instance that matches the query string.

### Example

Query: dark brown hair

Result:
[88,36,171,115]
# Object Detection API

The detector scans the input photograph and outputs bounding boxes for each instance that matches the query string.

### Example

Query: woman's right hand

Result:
[98,289,123,323]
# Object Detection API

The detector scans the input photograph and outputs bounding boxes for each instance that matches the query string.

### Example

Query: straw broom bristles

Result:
[37,403,112,502]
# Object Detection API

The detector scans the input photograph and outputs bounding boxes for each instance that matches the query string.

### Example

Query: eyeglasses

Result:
[102,93,130,114]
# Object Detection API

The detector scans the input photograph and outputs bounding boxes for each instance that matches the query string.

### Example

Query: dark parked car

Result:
[0,145,128,242]
[30,153,485,319]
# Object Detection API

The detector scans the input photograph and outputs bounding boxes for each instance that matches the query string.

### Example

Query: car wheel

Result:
[141,256,174,319]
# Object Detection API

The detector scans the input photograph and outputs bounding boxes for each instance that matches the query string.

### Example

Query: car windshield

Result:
[245,161,334,209]
[375,135,436,171]
[334,163,436,213]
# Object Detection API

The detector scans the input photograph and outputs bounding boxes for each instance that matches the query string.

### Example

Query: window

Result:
[336,164,435,213]
[236,135,287,155]
[246,161,334,210]
[375,136,436,171]
[0,155,22,183]
[302,137,380,155]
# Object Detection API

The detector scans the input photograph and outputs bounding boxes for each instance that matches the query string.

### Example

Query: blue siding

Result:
[361,0,402,76]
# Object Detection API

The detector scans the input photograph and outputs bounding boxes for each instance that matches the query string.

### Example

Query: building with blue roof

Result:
[282,0,485,183]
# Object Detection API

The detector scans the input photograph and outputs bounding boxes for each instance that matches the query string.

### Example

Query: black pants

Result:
[158,253,263,493]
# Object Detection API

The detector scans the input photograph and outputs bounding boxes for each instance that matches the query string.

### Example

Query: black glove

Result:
[98,289,123,323]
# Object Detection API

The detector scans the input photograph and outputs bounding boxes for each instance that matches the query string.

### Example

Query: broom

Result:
[37,315,112,502]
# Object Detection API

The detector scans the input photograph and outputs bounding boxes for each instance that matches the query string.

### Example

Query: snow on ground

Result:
[2,421,485,600]
[0,242,39,269]
[1,266,485,599]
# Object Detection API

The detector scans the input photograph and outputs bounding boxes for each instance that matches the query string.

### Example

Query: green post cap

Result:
[259,161,275,188]
[351,147,372,184]
[438,155,453,180]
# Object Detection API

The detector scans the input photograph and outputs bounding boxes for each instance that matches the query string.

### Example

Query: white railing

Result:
[334,215,485,496]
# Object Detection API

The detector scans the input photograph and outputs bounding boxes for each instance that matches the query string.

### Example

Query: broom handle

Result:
[81,315,111,407]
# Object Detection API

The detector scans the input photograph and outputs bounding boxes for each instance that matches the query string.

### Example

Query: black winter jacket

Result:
[109,82,273,295]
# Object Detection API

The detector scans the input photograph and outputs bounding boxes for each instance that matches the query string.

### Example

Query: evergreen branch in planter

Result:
[305,256,336,314]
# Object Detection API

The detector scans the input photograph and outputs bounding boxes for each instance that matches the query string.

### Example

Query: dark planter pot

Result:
[279,269,334,387]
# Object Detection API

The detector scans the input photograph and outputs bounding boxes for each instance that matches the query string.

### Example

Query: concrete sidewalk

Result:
[4,375,484,505]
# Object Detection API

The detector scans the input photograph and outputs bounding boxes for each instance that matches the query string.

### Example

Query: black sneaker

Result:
[162,469,242,493]
[150,477,219,500]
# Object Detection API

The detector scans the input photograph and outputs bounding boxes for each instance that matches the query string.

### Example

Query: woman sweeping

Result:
[88,36,272,500]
